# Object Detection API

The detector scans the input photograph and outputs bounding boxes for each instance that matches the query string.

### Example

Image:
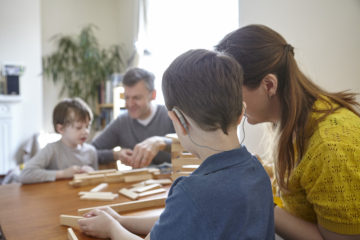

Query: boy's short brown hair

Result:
[162,49,244,134]
[52,98,93,133]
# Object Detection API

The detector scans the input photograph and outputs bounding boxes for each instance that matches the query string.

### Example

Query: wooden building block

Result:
[138,188,166,197]
[60,215,84,229]
[78,191,114,196]
[181,165,199,172]
[67,228,79,240]
[119,188,139,200]
[80,193,118,201]
[144,179,173,186]
[172,158,202,173]
[133,184,161,193]
[78,197,167,215]
[90,183,108,192]
[171,172,192,181]
[124,173,152,183]
[88,169,117,175]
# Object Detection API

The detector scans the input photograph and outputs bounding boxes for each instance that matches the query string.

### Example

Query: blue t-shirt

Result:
[151,146,274,240]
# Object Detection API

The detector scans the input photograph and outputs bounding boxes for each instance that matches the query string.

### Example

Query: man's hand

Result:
[131,136,166,168]
[114,148,134,166]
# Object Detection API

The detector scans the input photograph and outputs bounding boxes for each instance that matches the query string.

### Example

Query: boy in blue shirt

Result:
[78,49,274,239]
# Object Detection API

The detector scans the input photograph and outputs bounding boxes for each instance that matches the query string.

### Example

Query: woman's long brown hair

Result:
[216,24,360,191]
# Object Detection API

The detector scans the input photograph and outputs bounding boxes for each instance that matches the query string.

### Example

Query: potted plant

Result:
[42,25,127,118]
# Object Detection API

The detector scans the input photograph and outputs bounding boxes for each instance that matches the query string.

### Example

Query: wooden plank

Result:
[90,183,108,192]
[60,215,83,229]
[144,179,172,186]
[172,157,202,173]
[118,188,139,200]
[78,197,167,215]
[181,165,199,172]
[88,169,117,175]
[171,172,192,181]
[67,228,79,240]
[123,173,152,183]
[133,184,161,193]
[78,191,114,196]
[138,188,166,197]
[80,193,118,201]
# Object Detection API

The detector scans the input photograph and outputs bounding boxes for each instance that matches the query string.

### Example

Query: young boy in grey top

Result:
[20,98,98,184]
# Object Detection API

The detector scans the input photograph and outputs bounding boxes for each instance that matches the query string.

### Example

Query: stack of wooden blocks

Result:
[119,178,172,200]
[166,133,202,181]
[69,168,161,187]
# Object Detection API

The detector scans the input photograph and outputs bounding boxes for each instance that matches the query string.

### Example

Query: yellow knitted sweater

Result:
[281,98,360,234]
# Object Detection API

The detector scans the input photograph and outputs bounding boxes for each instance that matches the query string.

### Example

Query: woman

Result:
[216,24,360,240]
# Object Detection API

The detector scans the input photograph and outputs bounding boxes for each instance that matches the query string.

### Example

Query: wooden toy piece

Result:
[137,188,166,197]
[119,188,139,200]
[123,173,152,183]
[78,197,167,215]
[88,169,117,175]
[69,168,159,187]
[131,181,146,188]
[67,228,79,240]
[133,184,161,193]
[171,172,192,181]
[60,215,84,229]
[80,193,119,201]
[172,156,202,173]
[144,179,172,186]
[90,183,108,192]
[181,165,199,172]
[78,191,114,196]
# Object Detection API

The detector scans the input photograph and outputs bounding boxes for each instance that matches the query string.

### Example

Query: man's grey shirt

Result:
[92,105,175,165]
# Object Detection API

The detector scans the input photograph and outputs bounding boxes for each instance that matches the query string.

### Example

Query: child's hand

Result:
[79,209,121,239]
[80,165,94,173]
[84,206,123,224]
[55,165,84,179]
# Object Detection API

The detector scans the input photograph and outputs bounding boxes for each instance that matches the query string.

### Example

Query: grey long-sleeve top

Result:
[20,140,98,184]
[92,105,175,165]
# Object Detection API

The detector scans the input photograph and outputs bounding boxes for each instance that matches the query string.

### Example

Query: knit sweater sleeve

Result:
[92,117,123,164]
[299,140,360,234]
[19,144,57,183]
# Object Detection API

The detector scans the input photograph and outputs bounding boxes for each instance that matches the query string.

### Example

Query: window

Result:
[137,0,239,104]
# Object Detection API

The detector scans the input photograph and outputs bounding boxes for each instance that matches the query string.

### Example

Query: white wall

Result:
[41,0,137,132]
[0,0,42,171]
[237,0,360,156]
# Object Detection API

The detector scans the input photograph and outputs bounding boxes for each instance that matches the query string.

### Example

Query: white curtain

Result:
[135,0,239,104]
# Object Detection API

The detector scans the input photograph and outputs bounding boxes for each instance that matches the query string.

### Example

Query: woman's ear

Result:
[168,111,188,135]
[261,74,278,98]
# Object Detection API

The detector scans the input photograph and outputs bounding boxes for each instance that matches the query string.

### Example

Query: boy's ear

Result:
[236,102,246,125]
[56,124,64,134]
[261,74,278,98]
[168,111,188,135]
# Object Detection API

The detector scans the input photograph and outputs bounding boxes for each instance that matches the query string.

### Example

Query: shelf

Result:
[98,103,113,108]
[0,95,22,103]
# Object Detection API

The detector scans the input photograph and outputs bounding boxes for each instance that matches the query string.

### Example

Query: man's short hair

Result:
[162,49,244,134]
[122,67,155,91]
[52,97,93,133]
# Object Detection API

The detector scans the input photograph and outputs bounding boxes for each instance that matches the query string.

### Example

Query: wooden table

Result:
[0,180,167,240]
